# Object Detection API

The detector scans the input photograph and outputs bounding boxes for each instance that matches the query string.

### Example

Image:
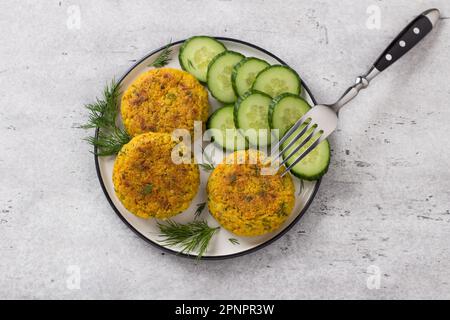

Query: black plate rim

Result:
[94,36,322,260]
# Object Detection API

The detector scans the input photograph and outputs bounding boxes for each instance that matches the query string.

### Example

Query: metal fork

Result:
[273,8,440,177]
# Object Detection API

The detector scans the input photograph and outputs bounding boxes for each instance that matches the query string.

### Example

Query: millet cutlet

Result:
[207,150,295,236]
[121,68,209,137]
[113,132,199,219]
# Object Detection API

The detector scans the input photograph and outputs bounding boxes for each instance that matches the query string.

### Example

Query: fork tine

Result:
[272,120,313,162]
[271,113,312,156]
[280,134,325,177]
[278,125,319,168]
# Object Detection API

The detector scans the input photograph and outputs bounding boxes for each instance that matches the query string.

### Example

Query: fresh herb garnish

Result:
[82,80,131,156]
[85,128,130,157]
[228,238,240,245]
[142,183,153,195]
[149,41,172,68]
[194,202,206,219]
[199,148,215,172]
[157,220,220,259]
[81,80,120,130]
[199,163,215,172]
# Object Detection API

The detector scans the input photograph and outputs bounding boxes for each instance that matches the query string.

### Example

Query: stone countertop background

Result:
[1,0,449,299]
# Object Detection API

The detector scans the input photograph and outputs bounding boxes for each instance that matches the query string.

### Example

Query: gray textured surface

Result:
[1,0,449,300]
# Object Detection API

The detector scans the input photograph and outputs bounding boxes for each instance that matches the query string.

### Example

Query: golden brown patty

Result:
[113,132,199,219]
[207,150,295,236]
[121,68,209,137]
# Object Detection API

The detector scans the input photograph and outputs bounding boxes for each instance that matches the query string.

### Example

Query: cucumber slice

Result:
[269,93,311,138]
[271,93,330,180]
[282,126,330,181]
[207,51,245,103]
[207,105,248,151]
[179,36,226,82]
[252,65,302,98]
[232,57,270,97]
[234,91,273,147]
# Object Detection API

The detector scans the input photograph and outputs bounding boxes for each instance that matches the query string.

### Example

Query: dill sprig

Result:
[81,80,120,130]
[149,41,172,68]
[157,220,220,259]
[228,238,240,245]
[194,202,206,219]
[199,163,215,172]
[85,127,130,156]
[199,148,215,172]
[82,80,131,156]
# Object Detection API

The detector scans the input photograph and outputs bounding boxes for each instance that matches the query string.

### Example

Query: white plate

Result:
[95,37,321,259]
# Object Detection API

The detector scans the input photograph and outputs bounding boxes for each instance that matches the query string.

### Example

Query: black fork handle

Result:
[374,8,440,72]
[331,8,440,114]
